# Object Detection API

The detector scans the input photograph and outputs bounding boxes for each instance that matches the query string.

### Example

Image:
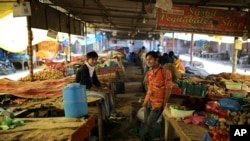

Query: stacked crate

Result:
[178,80,208,97]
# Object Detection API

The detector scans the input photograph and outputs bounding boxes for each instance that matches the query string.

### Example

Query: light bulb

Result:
[142,17,146,24]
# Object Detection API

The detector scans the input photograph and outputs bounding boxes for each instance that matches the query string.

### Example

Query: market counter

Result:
[0,114,96,141]
[163,104,208,141]
[9,96,103,141]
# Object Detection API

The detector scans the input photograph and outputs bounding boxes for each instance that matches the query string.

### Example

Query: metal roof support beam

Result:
[94,0,115,26]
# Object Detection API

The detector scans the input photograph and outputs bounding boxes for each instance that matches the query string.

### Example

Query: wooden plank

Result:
[87,96,101,104]
[0,114,95,141]
[163,104,208,141]
[71,114,96,141]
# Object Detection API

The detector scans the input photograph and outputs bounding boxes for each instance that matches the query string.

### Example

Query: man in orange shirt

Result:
[142,51,172,141]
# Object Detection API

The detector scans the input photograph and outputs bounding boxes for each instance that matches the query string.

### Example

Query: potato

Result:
[246,113,250,118]
[226,120,233,126]
[219,118,226,123]
[238,121,244,125]
[247,119,250,125]
[230,112,238,117]
[240,113,247,119]
[208,126,215,130]
[239,117,247,124]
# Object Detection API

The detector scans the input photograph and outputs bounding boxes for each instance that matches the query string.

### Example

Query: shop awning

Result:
[0,12,57,53]
[0,3,12,18]
[0,12,28,53]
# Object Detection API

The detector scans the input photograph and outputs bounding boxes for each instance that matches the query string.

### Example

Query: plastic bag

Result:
[218,98,240,112]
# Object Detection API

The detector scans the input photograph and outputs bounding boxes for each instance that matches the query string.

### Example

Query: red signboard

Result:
[157,6,248,36]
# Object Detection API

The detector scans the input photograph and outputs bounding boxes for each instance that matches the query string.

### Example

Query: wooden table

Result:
[9,96,104,141]
[0,114,96,141]
[87,97,104,141]
[163,104,208,141]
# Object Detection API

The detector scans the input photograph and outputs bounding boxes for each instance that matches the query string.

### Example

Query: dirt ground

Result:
[91,61,145,141]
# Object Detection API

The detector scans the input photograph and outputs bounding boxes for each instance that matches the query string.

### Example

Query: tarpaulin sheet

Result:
[0,77,73,99]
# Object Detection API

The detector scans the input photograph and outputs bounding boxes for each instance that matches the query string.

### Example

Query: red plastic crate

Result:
[171,87,182,95]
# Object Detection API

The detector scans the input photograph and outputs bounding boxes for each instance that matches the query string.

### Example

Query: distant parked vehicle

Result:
[0,58,16,75]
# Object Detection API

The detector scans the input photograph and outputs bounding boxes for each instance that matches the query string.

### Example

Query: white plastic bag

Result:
[136,107,162,123]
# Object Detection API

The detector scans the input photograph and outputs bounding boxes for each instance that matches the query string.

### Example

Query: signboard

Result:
[36,41,59,59]
[235,39,242,50]
[157,6,248,36]
[47,29,58,39]
[13,2,31,17]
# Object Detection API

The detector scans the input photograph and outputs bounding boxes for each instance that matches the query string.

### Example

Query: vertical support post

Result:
[190,33,194,63]
[67,14,71,63]
[232,37,238,73]
[26,12,34,81]
[85,23,87,54]
[172,32,174,51]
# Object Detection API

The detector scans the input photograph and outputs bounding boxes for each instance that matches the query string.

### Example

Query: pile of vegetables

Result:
[217,111,250,131]
[208,128,229,141]
[19,68,64,81]
[0,116,24,130]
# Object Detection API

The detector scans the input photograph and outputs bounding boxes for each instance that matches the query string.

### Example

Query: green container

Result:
[192,85,208,97]
[180,81,208,97]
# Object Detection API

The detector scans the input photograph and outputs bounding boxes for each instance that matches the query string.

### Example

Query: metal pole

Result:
[85,24,87,53]
[232,37,238,73]
[190,33,194,63]
[172,32,174,51]
[67,14,71,63]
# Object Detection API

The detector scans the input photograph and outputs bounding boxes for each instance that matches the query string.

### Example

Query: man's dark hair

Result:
[86,51,98,59]
[169,51,174,57]
[146,51,159,59]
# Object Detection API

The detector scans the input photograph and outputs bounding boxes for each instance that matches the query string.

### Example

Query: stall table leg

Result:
[96,100,103,141]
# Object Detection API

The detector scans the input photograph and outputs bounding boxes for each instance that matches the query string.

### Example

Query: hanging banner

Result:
[157,6,248,36]
[36,41,59,59]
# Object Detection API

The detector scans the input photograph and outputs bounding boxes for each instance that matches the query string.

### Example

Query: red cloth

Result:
[0,77,72,99]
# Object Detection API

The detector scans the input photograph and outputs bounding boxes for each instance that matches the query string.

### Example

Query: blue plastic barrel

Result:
[62,83,88,118]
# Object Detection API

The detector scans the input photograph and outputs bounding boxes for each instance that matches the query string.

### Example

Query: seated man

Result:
[75,51,122,119]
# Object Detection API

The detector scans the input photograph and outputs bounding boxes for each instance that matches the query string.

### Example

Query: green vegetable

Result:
[12,119,24,126]
[0,125,9,130]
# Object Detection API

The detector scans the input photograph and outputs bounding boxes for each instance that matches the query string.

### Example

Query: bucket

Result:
[62,83,88,118]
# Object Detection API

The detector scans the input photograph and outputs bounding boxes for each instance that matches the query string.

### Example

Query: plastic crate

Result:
[181,81,207,97]
[225,81,242,90]
[193,85,208,97]
[207,93,230,100]
[171,87,182,95]
[96,66,121,74]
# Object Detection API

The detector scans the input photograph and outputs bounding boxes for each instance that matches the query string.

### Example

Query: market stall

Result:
[0,115,96,141]
[96,49,127,94]
[0,76,105,141]
[164,72,250,141]
[163,104,208,141]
